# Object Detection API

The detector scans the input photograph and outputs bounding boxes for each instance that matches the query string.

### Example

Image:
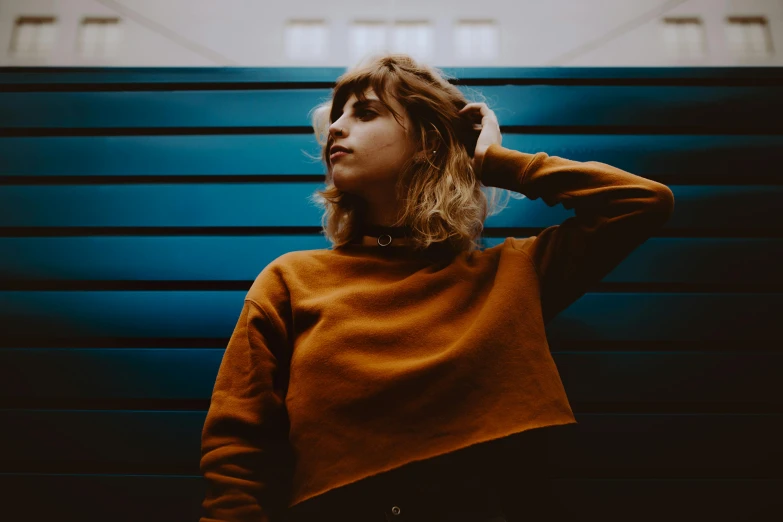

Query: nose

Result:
[329,116,347,139]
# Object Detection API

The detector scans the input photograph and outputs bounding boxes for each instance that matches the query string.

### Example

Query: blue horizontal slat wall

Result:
[1,183,781,228]
[1,66,781,522]
[1,349,780,410]
[0,291,780,341]
[0,134,781,178]
[0,237,780,284]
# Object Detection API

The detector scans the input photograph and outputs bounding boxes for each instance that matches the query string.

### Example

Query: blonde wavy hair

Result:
[306,53,524,254]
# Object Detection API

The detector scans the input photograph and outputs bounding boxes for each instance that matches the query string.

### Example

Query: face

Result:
[327,89,418,223]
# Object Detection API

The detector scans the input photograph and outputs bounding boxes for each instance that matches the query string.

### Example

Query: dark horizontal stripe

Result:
[3,473,780,482]
[0,226,547,237]
[0,338,767,351]
[0,337,227,349]
[2,460,772,480]
[552,340,783,353]
[3,65,783,82]
[0,472,202,477]
[0,227,777,238]
[0,460,196,476]
[1,280,780,293]
[539,470,780,480]
[9,77,783,92]
[2,124,781,137]
[572,403,783,414]
[596,282,783,293]
[0,398,209,411]
[0,66,783,92]
[0,280,259,291]
[0,226,326,236]
[0,174,330,185]
[0,81,339,92]
[0,172,777,185]
[0,397,778,414]
[0,126,314,137]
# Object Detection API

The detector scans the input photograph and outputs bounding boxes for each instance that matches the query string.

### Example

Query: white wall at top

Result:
[0,0,779,67]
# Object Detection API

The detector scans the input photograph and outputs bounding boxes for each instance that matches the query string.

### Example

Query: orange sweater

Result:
[199,143,675,521]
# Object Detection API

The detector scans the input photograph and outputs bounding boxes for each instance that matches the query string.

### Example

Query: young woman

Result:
[199,54,675,522]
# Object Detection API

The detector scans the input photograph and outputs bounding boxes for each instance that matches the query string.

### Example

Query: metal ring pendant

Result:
[377,234,393,246]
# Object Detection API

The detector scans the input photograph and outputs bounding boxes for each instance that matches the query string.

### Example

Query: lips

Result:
[330,147,351,162]
[330,146,351,155]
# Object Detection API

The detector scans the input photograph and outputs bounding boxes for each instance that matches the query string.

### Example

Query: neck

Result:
[361,222,410,235]
[362,207,404,230]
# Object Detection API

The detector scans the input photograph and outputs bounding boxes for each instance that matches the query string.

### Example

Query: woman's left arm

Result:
[459,101,674,324]
[481,143,675,324]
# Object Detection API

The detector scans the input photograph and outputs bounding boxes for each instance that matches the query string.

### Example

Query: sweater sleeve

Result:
[200,264,294,522]
[480,143,675,325]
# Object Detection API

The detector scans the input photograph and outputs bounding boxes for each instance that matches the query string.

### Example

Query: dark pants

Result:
[288,425,570,522]
[288,476,508,522]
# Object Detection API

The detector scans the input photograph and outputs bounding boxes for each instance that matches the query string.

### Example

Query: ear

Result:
[422,127,441,155]
[411,134,438,162]
[425,123,441,150]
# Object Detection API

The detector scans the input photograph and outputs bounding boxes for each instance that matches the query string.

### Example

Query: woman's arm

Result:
[480,143,675,324]
[200,287,293,522]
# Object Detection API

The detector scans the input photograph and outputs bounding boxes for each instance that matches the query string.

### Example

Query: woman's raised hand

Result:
[458,102,502,179]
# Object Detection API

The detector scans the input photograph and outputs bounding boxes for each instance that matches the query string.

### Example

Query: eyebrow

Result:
[350,99,384,111]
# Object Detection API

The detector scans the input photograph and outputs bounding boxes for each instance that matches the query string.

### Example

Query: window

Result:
[78,17,123,58]
[661,17,707,60]
[9,16,58,56]
[725,16,773,59]
[350,21,387,64]
[392,21,433,62]
[454,20,498,62]
[285,20,328,61]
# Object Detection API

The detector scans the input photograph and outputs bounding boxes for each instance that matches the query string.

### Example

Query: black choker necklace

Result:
[357,224,413,247]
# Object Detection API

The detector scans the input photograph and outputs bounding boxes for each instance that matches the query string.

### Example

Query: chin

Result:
[331,172,348,192]
[332,170,357,193]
